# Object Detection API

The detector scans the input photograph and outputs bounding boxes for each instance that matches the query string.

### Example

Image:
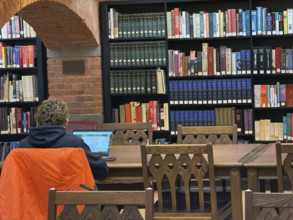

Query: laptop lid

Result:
[72,130,113,157]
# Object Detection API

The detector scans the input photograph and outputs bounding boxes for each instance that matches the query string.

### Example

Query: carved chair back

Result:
[140,143,219,219]
[177,124,237,144]
[48,187,153,220]
[98,122,152,145]
[245,189,293,220]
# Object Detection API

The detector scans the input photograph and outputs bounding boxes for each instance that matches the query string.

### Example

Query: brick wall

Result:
[47,57,103,117]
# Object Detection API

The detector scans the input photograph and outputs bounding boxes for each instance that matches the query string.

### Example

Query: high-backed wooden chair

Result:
[276,141,293,192]
[48,187,153,220]
[140,143,231,219]
[177,124,238,144]
[65,121,97,134]
[98,122,153,145]
[244,189,293,220]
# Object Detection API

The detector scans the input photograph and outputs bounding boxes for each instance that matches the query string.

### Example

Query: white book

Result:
[255,120,260,141]
[166,12,172,38]
[193,13,197,38]
[288,9,293,34]
[1,23,7,39]
[254,85,261,107]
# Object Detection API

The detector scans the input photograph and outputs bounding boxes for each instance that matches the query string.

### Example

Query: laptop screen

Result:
[72,130,113,157]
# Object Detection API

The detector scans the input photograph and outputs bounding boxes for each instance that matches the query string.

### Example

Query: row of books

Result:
[109,41,167,67]
[109,68,166,95]
[168,46,251,77]
[0,142,18,162]
[0,44,35,68]
[252,47,293,74]
[167,8,250,39]
[170,108,252,135]
[0,73,38,102]
[254,83,290,108]
[255,119,283,141]
[113,101,169,131]
[0,107,34,135]
[169,79,252,105]
[1,15,36,39]
[252,7,293,36]
[108,8,166,39]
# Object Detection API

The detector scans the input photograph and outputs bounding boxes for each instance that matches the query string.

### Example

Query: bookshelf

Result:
[100,0,293,143]
[0,16,48,146]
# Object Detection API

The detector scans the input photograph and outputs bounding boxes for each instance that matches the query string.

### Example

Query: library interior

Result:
[1,0,293,219]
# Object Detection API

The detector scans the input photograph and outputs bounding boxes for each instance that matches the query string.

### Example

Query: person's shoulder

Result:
[64,133,84,142]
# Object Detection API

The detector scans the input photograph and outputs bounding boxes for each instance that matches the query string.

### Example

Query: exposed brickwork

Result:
[47,57,103,115]
[0,0,99,47]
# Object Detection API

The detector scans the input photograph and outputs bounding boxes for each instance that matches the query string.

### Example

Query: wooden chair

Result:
[244,189,293,220]
[47,187,153,220]
[177,124,238,144]
[98,122,153,145]
[65,121,97,134]
[276,141,293,192]
[140,143,231,220]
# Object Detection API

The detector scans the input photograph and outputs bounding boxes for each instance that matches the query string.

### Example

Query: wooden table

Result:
[97,143,264,220]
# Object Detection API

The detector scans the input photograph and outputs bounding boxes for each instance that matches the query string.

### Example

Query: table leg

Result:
[247,168,259,220]
[230,167,242,220]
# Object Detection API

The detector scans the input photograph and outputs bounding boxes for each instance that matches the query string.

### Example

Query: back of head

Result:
[35,97,68,126]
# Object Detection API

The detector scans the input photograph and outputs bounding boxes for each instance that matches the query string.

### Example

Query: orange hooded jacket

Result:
[0,148,95,220]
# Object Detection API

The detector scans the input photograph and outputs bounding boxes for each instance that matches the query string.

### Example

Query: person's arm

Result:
[80,142,109,180]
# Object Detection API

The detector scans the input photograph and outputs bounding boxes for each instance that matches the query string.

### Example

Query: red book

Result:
[124,104,132,123]
[15,108,23,134]
[208,46,214,75]
[286,84,293,107]
[205,12,209,37]
[21,46,28,67]
[135,105,142,123]
[261,85,267,107]
[275,47,282,74]
[174,8,180,38]
[231,9,236,36]
[228,9,232,36]
[28,45,34,67]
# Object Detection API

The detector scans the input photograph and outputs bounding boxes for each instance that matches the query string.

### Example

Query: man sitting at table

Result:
[18,97,109,181]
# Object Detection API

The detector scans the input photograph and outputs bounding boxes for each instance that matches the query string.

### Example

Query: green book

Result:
[287,113,292,140]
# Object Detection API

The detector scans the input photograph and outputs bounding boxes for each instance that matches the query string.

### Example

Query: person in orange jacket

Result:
[18,97,109,180]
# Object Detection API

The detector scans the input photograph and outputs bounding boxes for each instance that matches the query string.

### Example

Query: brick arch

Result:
[0,0,99,47]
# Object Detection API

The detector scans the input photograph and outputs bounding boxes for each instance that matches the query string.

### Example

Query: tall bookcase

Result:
[0,20,48,143]
[100,0,293,143]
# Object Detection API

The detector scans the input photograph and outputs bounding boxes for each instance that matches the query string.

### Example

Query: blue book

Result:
[169,81,174,104]
[170,111,176,135]
[241,50,246,74]
[246,49,251,74]
[207,111,211,126]
[242,10,247,36]
[14,45,21,68]
[222,79,228,104]
[194,111,198,126]
[202,80,207,104]
[227,79,232,103]
[213,12,217,37]
[186,12,190,38]
[245,10,251,36]
[173,81,179,104]
[231,79,237,103]
[283,115,287,140]
[262,8,267,35]
[236,79,242,103]
[239,9,243,35]
[198,111,203,126]
[246,79,252,103]
[236,52,241,74]
[22,112,28,134]
[256,7,263,35]
[209,12,213,37]
[193,13,197,38]
[267,12,272,35]
[197,80,203,104]
[251,10,257,35]
[203,111,208,126]
[212,80,217,104]
[180,111,185,126]
[207,80,213,104]
[241,79,247,103]
[189,111,194,126]
[178,81,184,104]
[187,81,193,104]
[175,111,180,134]
[289,49,293,73]
[192,80,198,104]
[211,110,215,126]
[199,11,205,38]
[183,80,189,104]
[274,12,279,35]
[184,111,189,126]
[1,142,8,161]
[217,80,223,104]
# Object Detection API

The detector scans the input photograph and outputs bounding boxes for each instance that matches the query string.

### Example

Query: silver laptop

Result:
[72,130,115,160]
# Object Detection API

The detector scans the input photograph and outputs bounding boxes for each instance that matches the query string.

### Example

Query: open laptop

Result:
[72,130,116,161]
